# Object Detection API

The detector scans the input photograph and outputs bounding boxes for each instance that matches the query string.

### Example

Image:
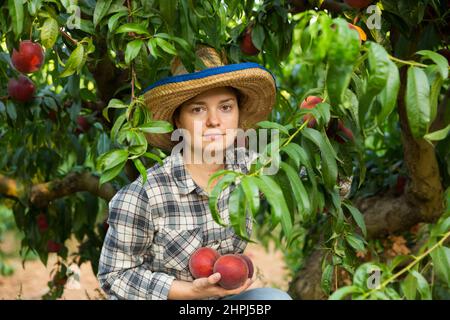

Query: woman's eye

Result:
[191,107,204,113]
[221,104,232,111]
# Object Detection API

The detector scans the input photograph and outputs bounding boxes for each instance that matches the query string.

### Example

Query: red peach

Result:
[189,247,220,279]
[11,40,45,73]
[47,240,62,253]
[344,0,373,9]
[238,254,254,278]
[36,213,49,233]
[213,254,249,290]
[240,28,259,56]
[299,96,323,128]
[7,75,35,102]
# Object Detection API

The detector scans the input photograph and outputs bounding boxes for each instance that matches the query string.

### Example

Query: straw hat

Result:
[142,45,277,151]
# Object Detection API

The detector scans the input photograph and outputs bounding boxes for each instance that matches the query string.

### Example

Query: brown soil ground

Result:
[0,232,290,300]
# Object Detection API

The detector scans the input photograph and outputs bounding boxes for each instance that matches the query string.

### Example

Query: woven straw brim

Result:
[143,67,276,151]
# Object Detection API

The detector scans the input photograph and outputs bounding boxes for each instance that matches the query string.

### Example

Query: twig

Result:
[361,230,450,299]
[59,28,78,45]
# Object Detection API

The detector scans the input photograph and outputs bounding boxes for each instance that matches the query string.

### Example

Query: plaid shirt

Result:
[97,147,257,300]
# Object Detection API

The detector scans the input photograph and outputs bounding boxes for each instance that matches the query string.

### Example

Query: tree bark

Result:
[0,172,116,208]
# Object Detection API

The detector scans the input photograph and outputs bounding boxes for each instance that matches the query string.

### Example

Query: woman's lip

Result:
[203,134,224,141]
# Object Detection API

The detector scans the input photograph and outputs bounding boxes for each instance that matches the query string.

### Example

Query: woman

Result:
[97,45,292,300]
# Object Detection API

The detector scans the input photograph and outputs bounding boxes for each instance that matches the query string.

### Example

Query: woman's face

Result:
[174,86,239,157]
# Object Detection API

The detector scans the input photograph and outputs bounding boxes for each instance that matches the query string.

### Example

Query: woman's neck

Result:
[183,153,225,193]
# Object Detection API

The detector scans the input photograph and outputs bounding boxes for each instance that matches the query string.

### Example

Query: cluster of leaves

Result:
[330,189,450,300]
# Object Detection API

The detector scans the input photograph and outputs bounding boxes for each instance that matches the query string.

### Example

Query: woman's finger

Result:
[207,273,221,285]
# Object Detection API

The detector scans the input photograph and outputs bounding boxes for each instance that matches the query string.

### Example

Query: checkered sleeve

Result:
[97,181,175,300]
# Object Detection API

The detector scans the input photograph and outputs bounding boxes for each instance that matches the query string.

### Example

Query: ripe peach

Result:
[7,75,35,102]
[240,27,259,56]
[11,40,44,74]
[47,240,62,253]
[213,254,249,290]
[326,119,354,144]
[299,96,323,128]
[189,247,220,279]
[36,213,49,233]
[344,0,372,9]
[238,254,254,278]
[75,116,91,134]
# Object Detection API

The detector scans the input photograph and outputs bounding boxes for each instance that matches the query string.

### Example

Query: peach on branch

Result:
[11,40,45,74]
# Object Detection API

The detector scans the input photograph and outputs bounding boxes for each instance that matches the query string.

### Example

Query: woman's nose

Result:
[206,109,220,127]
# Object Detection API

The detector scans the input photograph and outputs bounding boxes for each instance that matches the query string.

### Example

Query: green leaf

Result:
[115,23,150,36]
[96,132,110,156]
[102,99,128,122]
[127,131,148,158]
[353,262,382,289]
[257,121,289,135]
[132,158,147,184]
[280,143,301,169]
[111,113,127,141]
[417,50,449,79]
[429,74,444,123]
[228,186,252,241]
[302,128,338,188]
[254,175,293,240]
[410,270,431,300]
[280,162,311,221]
[240,176,260,217]
[159,0,178,29]
[424,124,450,142]
[321,264,334,295]
[138,120,173,134]
[143,152,163,165]
[430,246,450,285]
[9,0,24,38]
[108,11,128,31]
[208,173,238,226]
[345,233,366,252]
[359,42,390,124]
[155,37,177,55]
[251,24,265,50]
[125,39,143,64]
[329,286,361,300]
[93,0,113,27]
[326,19,360,106]
[401,273,417,300]
[97,149,129,172]
[405,66,431,139]
[6,100,17,121]
[60,44,85,78]
[99,162,127,185]
[343,202,367,237]
[377,59,400,124]
[40,17,59,49]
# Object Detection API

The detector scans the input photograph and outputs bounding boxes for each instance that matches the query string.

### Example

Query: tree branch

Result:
[0,172,116,208]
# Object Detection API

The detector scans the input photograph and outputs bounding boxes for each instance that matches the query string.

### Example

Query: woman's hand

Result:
[191,272,254,299]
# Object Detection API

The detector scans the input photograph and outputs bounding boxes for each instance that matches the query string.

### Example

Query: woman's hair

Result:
[172,86,242,128]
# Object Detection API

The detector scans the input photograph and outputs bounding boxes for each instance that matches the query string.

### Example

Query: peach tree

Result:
[0,0,448,299]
